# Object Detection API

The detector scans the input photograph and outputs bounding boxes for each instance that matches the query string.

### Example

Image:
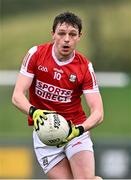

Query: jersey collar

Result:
[52,44,75,66]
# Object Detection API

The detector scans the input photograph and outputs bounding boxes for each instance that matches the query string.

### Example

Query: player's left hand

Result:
[57,121,84,147]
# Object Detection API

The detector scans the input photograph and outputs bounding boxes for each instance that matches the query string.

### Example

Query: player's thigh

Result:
[47,157,73,179]
[69,150,95,179]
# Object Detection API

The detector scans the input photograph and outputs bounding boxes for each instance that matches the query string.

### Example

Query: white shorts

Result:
[33,130,94,174]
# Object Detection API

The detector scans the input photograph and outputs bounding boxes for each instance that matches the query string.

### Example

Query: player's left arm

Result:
[57,92,104,147]
[82,92,104,132]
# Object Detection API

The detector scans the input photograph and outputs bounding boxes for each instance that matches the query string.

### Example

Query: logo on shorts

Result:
[42,156,48,166]
[72,141,82,147]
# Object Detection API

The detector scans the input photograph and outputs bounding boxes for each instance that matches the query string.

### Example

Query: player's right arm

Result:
[12,73,54,130]
[12,46,37,115]
[12,73,33,115]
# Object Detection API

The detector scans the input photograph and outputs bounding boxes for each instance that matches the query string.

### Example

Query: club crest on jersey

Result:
[69,74,77,83]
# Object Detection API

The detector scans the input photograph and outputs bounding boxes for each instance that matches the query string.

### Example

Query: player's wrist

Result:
[29,106,37,117]
[77,125,85,135]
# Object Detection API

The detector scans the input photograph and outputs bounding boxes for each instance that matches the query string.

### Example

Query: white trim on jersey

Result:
[83,89,99,94]
[20,69,34,78]
[52,44,75,66]
[88,63,97,89]
[20,46,37,78]
[24,46,37,71]
[82,62,99,93]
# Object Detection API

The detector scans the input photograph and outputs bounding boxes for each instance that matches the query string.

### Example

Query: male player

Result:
[12,12,104,179]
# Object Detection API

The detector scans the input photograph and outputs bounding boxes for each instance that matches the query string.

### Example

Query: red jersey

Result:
[20,43,99,125]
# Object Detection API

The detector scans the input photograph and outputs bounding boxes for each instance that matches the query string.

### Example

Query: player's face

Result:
[52,22,81,61]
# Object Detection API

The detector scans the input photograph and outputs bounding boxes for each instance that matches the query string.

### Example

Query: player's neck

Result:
[55,53,74,62]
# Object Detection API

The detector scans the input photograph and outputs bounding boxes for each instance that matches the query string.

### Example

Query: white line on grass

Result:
[0,70,130,87]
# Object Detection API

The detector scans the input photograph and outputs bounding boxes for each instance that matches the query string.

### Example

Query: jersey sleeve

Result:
[20,46,37,78]
[82,62,99,94]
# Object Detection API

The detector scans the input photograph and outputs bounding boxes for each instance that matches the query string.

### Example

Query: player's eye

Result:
[69,33,77,37]
[58,32,66,36]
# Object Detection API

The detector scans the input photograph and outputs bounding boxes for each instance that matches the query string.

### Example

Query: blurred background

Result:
[0,0,131,178]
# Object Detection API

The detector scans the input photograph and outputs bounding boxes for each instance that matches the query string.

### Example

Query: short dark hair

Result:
[52,12,82,34]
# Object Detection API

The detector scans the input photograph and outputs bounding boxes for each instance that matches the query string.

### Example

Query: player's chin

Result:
[62,50,73,57]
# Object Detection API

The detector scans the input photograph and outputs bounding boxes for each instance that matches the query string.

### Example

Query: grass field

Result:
[0,85,131,139]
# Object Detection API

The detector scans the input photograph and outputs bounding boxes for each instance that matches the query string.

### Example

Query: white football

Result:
[36,113,70,146]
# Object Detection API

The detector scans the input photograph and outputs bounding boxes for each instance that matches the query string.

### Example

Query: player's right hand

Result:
[57,121,85,148]
[29,106,55,130]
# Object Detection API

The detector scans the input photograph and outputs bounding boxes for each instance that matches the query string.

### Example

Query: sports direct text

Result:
[35,80,73,102]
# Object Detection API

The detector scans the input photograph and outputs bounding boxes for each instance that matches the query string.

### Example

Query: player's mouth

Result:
[62,45,70,52]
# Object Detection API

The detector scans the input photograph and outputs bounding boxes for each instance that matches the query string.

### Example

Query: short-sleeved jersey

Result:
[20,43,99,125]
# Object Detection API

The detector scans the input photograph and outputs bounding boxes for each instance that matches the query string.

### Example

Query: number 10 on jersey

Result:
[54,72,62,80]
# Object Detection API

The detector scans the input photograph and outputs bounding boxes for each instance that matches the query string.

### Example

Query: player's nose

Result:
[64,34,70,42]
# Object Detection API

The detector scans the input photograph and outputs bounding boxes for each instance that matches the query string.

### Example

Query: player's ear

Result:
[77,32,82,42]
[51,31,55,41]
[79,32,82,37]
[51,31,55,42]
[78,32,82,38]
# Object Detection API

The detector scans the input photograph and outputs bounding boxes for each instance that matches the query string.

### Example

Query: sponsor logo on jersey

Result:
[35,80,73,103]
[69,74,77,82]
[53,68,64,74]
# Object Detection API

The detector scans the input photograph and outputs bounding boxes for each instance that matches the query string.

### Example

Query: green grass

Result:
[0,86,131,138]
[92,87,131,138]
[0,86,32,137]
[82,86,131,138]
